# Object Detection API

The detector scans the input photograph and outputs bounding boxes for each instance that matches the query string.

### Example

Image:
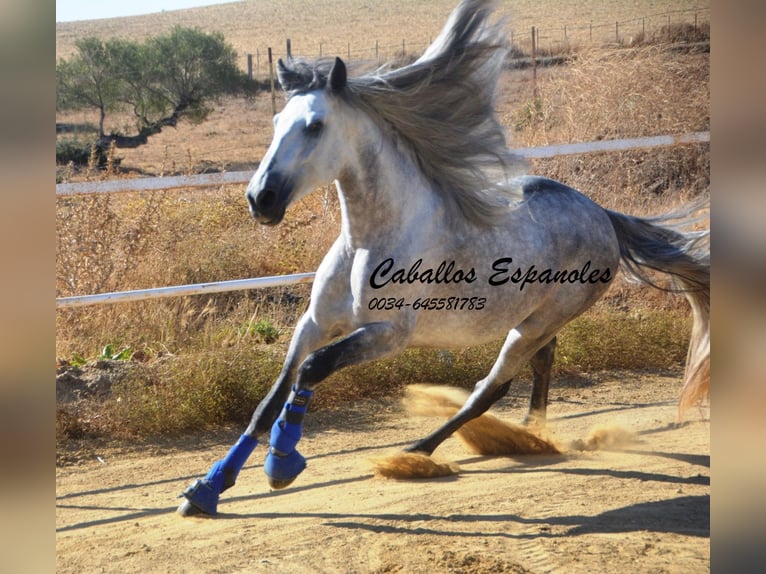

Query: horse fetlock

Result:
[262,387,314,488]
[205,458,235,493]
[403,442,436,456]
[270,386,314,453]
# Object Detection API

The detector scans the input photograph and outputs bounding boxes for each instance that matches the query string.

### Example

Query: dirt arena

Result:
[56,370,709,573]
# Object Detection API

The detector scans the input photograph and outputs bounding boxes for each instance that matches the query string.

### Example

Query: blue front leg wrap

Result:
[180,433,257,515]
[264,387,314,484]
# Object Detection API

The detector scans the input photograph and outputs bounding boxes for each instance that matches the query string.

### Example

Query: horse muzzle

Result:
[246,171,290,226]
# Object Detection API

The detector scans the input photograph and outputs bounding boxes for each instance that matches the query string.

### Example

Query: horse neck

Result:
[335,125,443,249]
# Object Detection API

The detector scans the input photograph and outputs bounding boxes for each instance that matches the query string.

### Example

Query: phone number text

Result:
[367,296,487,311]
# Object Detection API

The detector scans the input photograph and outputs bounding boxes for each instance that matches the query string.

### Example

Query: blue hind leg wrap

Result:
[179,434,257,515]
[264,386,314,484]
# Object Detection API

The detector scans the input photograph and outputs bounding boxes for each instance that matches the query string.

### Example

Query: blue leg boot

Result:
[264,386,314,490]
[177,434,257,516]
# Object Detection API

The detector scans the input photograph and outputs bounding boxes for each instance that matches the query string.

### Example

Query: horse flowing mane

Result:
[278,0,526,225]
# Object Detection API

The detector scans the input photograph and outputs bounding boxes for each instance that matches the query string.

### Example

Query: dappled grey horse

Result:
[178,0,709,516]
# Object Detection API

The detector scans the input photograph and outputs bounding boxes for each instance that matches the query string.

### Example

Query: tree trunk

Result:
[98,106,106,139]
[98,101,190,150]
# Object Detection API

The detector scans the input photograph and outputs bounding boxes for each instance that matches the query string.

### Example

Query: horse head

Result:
[246,58,348,225]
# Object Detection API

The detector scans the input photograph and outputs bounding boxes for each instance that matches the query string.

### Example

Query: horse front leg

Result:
[177,313,330,517]
[261,321,405,490]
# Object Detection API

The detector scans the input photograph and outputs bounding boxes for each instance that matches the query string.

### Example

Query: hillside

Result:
[55,0,709,180]
[56,0,710,66]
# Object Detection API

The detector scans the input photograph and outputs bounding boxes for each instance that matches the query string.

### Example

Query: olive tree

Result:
[56,27,255,162]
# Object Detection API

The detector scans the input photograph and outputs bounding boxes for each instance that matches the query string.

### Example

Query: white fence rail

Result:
[56,273,316,309]
[55,131,709,309]
[55,132,709,197]
[56,170,253,196]
[515,131,709,159]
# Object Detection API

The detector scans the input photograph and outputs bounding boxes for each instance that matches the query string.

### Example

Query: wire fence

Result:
[244,6,709,80]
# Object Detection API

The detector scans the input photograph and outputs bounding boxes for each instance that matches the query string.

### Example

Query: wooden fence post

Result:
[531,26,537,96]
[286,38,292,60]
[268,47,276,116]
[247,54,253,80]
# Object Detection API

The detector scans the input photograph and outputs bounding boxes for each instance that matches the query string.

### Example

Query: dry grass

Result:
[55,185,340,357]
[55,2,709,445]
[504,44,709,213]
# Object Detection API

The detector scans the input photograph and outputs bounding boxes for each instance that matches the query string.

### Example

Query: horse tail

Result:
[604,202,710,419]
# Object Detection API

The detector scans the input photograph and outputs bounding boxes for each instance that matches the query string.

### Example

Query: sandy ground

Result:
[56,371,709,573]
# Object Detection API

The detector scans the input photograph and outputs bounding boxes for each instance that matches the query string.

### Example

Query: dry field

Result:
[56,0,710,61]
[55,0,709,409]
[55,0,709,183]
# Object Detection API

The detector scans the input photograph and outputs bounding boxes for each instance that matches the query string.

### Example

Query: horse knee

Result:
[296,347,336,388]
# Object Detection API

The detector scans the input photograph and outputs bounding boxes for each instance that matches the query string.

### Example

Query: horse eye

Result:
[306,120,324,135]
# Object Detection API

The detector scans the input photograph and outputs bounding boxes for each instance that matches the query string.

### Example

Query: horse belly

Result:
[405,292,535,348]
[408,314,511,348]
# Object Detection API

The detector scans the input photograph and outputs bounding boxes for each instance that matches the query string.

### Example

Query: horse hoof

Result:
[177,478,219,516]
[263,449,306,490]
[177,497,212,518]
[267,476,297,490]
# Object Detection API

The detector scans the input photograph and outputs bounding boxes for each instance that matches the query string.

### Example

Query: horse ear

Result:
[329,57,347,93]
[276,58,291,91]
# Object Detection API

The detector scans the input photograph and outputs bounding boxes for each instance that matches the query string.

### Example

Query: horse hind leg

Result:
[526,336,557,426]
[405,326,555,456]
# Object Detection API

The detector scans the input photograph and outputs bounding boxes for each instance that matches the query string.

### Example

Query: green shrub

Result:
[100,348,281,437]
[56,139,91,165]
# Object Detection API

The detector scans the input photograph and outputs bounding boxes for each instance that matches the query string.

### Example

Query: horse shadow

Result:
[227,494,709,540]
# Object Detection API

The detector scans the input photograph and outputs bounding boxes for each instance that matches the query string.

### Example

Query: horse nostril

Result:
[256,189,277,211]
